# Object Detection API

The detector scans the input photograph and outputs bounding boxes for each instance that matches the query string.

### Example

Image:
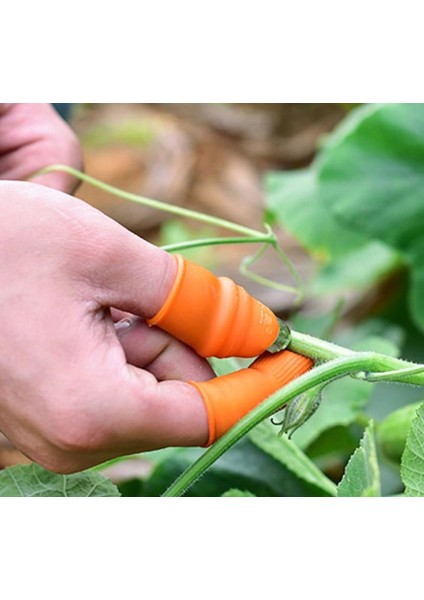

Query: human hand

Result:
[0,181,311,473]
[0,181,213,473]
[0,103,82,194]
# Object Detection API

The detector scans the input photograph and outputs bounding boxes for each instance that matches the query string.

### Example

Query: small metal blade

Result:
[267,318,291,353]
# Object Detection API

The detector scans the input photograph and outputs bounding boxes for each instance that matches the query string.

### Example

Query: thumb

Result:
[80,212,178,319]
[146,255,280,358]
[84,212,279,358]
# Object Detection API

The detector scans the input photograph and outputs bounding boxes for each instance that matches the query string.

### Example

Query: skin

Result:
[0,103,83,194]
[0,104,213,473]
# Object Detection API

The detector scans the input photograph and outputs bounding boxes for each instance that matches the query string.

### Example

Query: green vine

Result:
[163,333,424,496]
[30,165,304,303]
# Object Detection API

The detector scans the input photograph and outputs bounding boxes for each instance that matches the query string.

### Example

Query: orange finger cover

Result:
[189,350,314,446]
[147,254,280,358]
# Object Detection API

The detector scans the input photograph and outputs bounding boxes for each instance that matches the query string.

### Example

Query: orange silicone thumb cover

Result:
[147,254,280,358]
[190,350,314,446]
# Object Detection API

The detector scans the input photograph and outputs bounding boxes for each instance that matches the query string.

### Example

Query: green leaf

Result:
[221,489,256,497]
[249,421,337,496]
[378,401,422,464]
[318,102,424,331]
[292,376,372,450]
[311,242,401,296]
[306,426,360,463]
[0,463,120,497]
[337,421,381,497]
[208,356,253,376]
[290,301,343,339]
[336,318,404,356]
[265,169,365,261]
[139,438,330,497]
[401,402,424,496]
[264,168,398,296]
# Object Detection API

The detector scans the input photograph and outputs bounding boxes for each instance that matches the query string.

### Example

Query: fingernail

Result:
[114,318,135,336]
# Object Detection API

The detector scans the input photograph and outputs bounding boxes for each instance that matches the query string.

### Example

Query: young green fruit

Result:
[272,385,322,438]
[377,401,422,463]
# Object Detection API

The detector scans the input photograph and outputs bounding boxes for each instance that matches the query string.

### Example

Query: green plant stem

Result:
[30,165,305,301]
[31,164,270,240]
[240,243,301,295]
[163,353,373,496]
[272,239,305,303]
[163,330,424,497]
[360,364,424,382]
[289,330,354,360]
[288,330,424,385]
[160,236,271,253]
[162,235,303,295]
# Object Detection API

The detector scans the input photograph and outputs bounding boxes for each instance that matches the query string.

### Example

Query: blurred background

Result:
[66,103,350,311]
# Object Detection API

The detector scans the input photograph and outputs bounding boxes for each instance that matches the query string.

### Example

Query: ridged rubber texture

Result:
[190,350,314,446]
[147,254,279,358]
[251,350,314,385]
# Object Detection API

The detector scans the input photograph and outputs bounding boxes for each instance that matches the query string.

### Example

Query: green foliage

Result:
[311,243,401,296]
[401,403,424,496]
[291,376,372,451]
[265,166,400,297]
[129,437,330,497]
[378,401,422,464]
[158,219,217,267]
[337,422,381,497]
[318,103,424,331]
[0,463,120,497]
[248,421,337,496]
[266,104,424,320]
[265,168,365,261]
[258,103,424,496]
[221,489,256,497]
